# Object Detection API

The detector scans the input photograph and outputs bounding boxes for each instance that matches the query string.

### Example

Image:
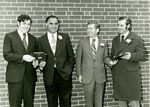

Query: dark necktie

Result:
[121,35,124,43]
[23,33,27,50]
[91,39,96,59]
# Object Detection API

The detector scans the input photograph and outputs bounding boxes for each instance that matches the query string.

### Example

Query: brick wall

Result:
[0,0,149,107]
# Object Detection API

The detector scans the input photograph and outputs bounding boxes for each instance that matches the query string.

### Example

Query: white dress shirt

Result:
[90,37,98,51]
[17,30,28,46]
[47,32,57,53]
[120,31,129,41]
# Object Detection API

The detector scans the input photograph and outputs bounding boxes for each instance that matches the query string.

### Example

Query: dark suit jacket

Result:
[76,37,110,84]
[111,32,146,72]
[110,32,146,99]
[38,33,75,85]
[3,30,37,83]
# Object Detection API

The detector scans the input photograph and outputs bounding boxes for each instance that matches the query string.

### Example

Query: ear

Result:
[96,28,99,33]
[127,24,130,29]
[45,23,47,28]
[17,21,20,26]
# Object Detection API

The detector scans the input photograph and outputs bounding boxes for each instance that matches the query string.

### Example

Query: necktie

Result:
[51,34,56,54]
[91,39,96,59]
[23,33,27,50]
[121,35,124,43]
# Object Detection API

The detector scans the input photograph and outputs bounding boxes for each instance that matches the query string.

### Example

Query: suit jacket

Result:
[76,36,110,84]
[111,32,146,72]
[3,30,37,83]
[38,32,75,85]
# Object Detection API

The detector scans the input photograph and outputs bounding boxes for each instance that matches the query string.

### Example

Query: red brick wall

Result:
[0,0,149,107]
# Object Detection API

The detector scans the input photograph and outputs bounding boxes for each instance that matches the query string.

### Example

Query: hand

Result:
[109,60,118,66]
[32,60,39,68]
[23,55,35,62]
[39,61,46,70]
[78,75,82,83]
[121,52,131,60]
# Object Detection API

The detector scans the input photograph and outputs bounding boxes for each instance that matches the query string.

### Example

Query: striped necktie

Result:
[23,33,27,50]
[91,39,96,59]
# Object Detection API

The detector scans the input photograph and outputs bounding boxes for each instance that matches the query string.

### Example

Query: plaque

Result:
[32,52,47,62]
[113,53,127,60]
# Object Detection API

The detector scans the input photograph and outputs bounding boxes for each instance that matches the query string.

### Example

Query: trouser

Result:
[8,76,35,107]
[45,68,72,107]
[83,77,104,107]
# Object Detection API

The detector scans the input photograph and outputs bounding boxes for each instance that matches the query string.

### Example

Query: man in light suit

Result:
[3,14,37,107]
[38,15,75,107]
[76,21,111,107]
[108,16,147,107]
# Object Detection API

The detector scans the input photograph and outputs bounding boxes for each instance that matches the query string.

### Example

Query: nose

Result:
[24,24,30,28]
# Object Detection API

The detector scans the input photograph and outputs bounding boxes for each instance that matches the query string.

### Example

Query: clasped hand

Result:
[23,55,35,62]
[121,52,131,60]
[32,60,46,70]
[109,60,118,66]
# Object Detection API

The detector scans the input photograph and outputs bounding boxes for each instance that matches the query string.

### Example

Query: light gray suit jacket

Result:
[76,36,110,84]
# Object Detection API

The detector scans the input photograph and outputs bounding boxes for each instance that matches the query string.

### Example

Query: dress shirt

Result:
[47,32,57,51]
[90,36,98,51]
[47,32,57,67]
[17,30,28,46]
[120,31,129,41]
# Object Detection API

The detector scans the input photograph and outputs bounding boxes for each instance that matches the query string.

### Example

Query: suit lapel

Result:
[14,31,27,50]
[96,37,103,55]
[95,37,106,58]
[85,37,95,59]
[55,34,61,55]
[27,33,34,52]
[27,33,31,51]
[116,32,132,55]
[45,34,54,56]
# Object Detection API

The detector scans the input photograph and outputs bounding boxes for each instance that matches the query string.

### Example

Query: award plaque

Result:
[32,52,47,62]
[113,53,127,60]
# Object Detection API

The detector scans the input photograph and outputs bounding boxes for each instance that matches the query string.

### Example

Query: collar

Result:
[120,31,129,39]
[47,32,57,36]
[89,36,98,41]
[89,36,98,47]
[17,30,27,36]
[47,32,58,41]
[17,30,28,41]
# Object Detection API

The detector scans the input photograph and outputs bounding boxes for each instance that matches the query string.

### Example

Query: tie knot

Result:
[92,39,96,43]
[23,33,26,36]
[121,35,124,43]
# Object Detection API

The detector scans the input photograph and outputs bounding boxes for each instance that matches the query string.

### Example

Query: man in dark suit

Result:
[38,15,75,107]
[76,21,111,107]
[108,16,147,107]
[3,14,37,107]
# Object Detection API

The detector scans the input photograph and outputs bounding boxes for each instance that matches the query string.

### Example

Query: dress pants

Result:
[45,68,72,107]
[8,75,35,107]
[83,76,104,107]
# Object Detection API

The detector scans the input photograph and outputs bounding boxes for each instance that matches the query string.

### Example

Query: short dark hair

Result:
[87,20,101,34]
[45,15,60,23]
[17,14,32,23]
[118,16,132,30]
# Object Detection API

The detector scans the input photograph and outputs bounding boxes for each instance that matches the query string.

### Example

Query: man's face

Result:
[87,24,98,38]
[118,19,129,34]
[17,20,31,33]
[45,18,59,34]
